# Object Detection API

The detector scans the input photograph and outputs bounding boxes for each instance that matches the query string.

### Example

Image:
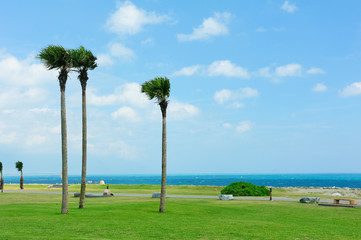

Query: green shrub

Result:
[220,181,270,196]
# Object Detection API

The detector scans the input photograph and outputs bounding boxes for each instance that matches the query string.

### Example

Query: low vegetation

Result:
[221,181,270,196]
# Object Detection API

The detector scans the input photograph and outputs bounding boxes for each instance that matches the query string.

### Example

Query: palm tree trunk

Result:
[79,86,87,209]
[159,109,167,213]
[60,89,68,214]
[20,172,23,189]
[1,173,3,192]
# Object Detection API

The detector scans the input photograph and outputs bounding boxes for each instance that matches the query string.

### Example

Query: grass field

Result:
[1,186,361,239]
[3,184,224,196]
[2,183,355,199]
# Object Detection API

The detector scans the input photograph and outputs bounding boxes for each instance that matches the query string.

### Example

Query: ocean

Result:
[3,173,361,188]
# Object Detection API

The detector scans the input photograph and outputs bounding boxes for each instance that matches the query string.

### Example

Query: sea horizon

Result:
[2,173,361,188]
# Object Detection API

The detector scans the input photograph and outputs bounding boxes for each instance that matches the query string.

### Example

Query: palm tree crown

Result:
[141,77,170,113]
[70,46,97,88]
[15,161,23,173]
[37,45,71,90]
[141,77,170,102]
[0,162,3,173]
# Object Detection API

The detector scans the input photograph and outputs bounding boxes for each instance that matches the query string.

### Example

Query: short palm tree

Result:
[38,45,71,214]
[0,161,3,192]
[141,77,170,213]
[70,46,97,209]
[15,161,23,189]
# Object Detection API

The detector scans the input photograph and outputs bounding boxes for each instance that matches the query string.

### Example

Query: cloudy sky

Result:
[0,0,360,176]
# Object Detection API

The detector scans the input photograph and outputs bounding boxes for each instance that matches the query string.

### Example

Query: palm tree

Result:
[15,161,23,189]
[0,162,3,192]
[141,77,170,213]
[38,45,71,214]
[70,46,97,209]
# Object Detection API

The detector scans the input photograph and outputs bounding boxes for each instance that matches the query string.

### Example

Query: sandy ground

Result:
[277,187,361,198]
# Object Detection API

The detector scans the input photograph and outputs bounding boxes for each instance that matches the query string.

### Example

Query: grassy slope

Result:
[0,193,360,239]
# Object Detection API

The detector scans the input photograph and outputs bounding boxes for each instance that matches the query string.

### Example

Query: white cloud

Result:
[257,67,272,78]
[223,123,233,129]
[0,88,48,108]
[312,83,327,92]
[208,60,250,78]
[228,102,245,109]
[141,38,153,46]
[0,50,56,87]
[275,63,302,77]
[88,83,199,121]
[339,82,361,97]
[236,121,255,133]
[172,60,249,78]
[258,64,325,80]
[172,65,200,77]
[106,0,169,36]
[97,43,135,66]
[214,88,259,107]
[88,83,148,107]
[109,42,135,61]
[174,62,324,81]
[214,89,232,104]
[307,67,326,74]
[91,139,138,160]
[25,134,47,146]
[281,1,297,13]
[273,27,285,32]
[49,125,61,134]
[223,121,255,133]
[96,54,114,67]
[0,107,63,152]
[168,102,199,120]
[223,123,233,128]
[177,12,231,41]
[112,106,139,122]
[108,141,137,160]
[255,27,266,32]
[0,129,16,144]
[256,27,286,33]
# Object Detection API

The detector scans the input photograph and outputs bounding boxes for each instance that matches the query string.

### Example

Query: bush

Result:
[220,181,270,196]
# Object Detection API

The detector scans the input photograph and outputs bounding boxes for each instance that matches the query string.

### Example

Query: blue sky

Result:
[0,0,360,176]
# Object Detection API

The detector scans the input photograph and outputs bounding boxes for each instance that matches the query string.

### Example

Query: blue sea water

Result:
[3,174,361,188]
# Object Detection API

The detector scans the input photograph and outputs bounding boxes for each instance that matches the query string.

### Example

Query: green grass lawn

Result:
[3,184,350,199]
[0,192,360,239]
[3,184,224,196]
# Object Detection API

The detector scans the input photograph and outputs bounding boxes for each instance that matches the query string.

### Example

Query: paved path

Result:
[3,190,360,204]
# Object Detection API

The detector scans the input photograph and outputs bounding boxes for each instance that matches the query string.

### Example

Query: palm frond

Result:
[70,46,97,71]
[37,45,71,70]
[15,161,23,172]
[141,77,170,104]
[0,162,2,172]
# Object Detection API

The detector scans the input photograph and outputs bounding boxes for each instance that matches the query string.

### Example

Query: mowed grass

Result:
[3,184,224,196]
[0,192,360,239]
[3,184,352,199]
